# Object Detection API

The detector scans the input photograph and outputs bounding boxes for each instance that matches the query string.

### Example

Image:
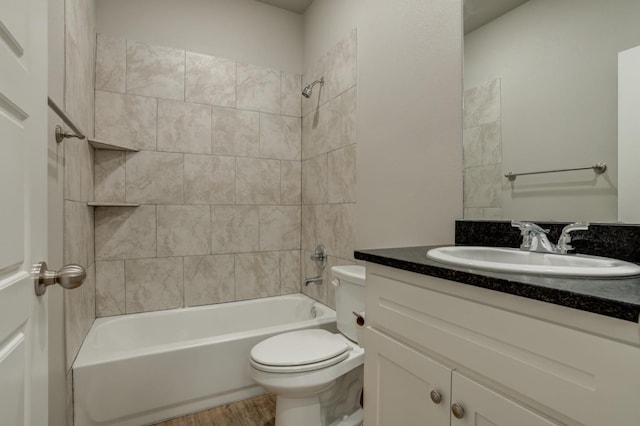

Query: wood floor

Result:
[152,394,276,426]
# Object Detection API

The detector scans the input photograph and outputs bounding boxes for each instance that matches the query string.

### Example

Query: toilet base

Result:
[272,366,363,426]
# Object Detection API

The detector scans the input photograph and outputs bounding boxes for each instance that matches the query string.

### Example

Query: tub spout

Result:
[304,276,323,286]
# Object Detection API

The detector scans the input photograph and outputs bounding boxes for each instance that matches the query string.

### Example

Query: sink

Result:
[427,246,640,277]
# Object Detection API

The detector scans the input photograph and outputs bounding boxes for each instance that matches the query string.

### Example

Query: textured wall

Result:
[93,36,303,316]
[299,30,359,309]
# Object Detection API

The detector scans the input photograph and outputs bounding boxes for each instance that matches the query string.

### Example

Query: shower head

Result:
[302,77,324,98]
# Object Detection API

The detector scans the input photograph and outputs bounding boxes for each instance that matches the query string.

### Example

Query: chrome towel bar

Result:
[505,162,606,181]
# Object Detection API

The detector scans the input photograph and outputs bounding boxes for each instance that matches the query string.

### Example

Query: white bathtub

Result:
[73,294,336,426]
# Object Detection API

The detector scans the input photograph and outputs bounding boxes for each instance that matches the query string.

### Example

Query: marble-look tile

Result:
[211,206,259,253]
[95,205,156,260]
[464,165,503,208]
[64,136,93,202]
[65,37,93,138]
[281,160,301,205]
[95,90,157,151]
[482,208,503,219]
[301,250,326,304]
[259,206,301,251]
[464,207,484,219]
[95,34,126,92]
[211,107,259,157]
[302,155,328,204]
[302,96,341,159]
[157,205,210,257]
[95,260,125,317]
[184,154,235,204]
[260,114,301,160]
[328,145,356,203]
[125,257,183,313]
[236,158,281,204]
[125,151,183,204]
[463,126,483,168]
[235,252,280,300]
[281,72,301,117]
[324,29,357,101]
[184,255,235,306]
[94,150,125,202]
[126,41,185,101]
[464,78,500,128]
[185,52,236,107]
[237,63,280,114]
[315,203,355,260]
[481,121,502,166]
[280,250,301,295]
[64,283,84,370]
[157,100,212,154]
[64,201,90,267]
[341,86,357,147]
[301,205,316,252]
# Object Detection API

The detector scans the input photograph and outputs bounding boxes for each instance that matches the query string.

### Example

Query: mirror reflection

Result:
[463,0,640,223]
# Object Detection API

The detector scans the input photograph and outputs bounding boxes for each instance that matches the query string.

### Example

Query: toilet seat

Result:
[250,329,351,373]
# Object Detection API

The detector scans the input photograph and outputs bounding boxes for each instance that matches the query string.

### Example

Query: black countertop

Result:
[354,245,640,323]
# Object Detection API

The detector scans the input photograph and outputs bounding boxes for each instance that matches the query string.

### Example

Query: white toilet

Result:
[249,265,366,426]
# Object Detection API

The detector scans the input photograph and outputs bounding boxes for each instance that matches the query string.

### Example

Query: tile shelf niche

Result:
[88,138,139,152]
[88,138,139,207]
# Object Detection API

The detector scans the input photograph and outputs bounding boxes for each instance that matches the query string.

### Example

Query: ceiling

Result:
[254,0,314,14]
[254,0,529,31]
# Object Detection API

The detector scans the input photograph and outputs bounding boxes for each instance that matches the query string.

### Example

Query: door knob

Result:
[451,402,465,419]
[33,262,86,296]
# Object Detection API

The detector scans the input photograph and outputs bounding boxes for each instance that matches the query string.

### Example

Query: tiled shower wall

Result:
[93,35,303,315]
[300,30,358,309]
[63,0,96,371]
[463,78,503,219]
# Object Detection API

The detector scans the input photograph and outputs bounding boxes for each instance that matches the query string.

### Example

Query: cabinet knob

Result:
[451,403,465,419]
[429,390,442,404]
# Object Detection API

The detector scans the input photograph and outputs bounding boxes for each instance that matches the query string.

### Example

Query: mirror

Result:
[462,0,640,223]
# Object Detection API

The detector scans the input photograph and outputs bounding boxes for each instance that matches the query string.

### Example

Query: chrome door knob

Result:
[430,390,442,404]
[33,261,86,296]
[451,403,465,419]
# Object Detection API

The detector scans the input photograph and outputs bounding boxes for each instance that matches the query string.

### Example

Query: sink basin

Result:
[427,246,640,277]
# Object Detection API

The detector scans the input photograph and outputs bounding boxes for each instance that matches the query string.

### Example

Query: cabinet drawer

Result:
[365,270,640,426]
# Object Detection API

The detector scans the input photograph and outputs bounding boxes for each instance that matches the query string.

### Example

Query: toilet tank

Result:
[331,265,366,343]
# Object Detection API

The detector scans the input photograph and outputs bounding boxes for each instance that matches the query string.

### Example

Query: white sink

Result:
[427,246,640,277]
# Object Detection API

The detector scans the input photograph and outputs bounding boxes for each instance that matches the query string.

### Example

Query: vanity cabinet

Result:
[362,264,640,426]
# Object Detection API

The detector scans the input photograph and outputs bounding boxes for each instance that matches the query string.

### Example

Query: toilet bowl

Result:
[249,265,366,426]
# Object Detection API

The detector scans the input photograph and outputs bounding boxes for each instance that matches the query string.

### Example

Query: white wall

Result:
[618,45,640,223]
[96,0,304,72]
[304,0,464,249]
[465,0,640,222]
[356,0,463,248]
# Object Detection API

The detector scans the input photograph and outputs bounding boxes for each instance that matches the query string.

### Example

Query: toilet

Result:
[249,265,366,426]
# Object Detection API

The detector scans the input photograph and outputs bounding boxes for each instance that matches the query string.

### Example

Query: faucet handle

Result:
[511,221,549,250]
[557,222,590,254]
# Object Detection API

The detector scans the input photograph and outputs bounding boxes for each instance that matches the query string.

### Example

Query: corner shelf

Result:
[88,202,140,207]
[88,138,139,152]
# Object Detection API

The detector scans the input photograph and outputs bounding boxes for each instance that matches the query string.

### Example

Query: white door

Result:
[450,372,561,426]
[0,0,49,424]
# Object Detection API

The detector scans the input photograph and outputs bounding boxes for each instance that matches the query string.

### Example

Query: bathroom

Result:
[1,0,639,425]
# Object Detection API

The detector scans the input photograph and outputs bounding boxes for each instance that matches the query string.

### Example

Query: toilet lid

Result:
[250,329,350,369]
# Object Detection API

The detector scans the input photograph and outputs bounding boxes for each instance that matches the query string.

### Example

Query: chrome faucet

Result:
[556,222,590,254]
[511,221,589,254]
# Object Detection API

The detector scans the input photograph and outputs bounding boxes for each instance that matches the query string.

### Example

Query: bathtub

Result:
[73,294,336,426]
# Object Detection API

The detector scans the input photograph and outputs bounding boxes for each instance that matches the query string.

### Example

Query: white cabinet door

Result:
[0,0,49,424]
[364,327,451,426]
[450,372,561,426]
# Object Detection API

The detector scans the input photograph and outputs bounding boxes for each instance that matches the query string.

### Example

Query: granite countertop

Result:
[354,245,640,323]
